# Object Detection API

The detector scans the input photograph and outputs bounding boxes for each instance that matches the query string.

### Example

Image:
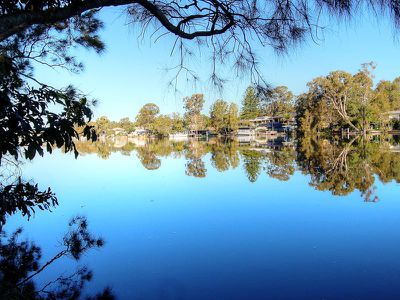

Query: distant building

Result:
[249,116,275,126]
[385,110,400,121]
[111,127,127,135]
[237,127,255,136]
[132,128,148,136]
[247,115,296,132]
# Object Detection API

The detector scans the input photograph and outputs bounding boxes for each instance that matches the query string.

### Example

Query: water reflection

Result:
[74,135,400,200]
[297,135,400,201]
[0,216,113,299]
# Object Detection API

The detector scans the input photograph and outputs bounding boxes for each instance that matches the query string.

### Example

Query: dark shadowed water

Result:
[3,136,400,299]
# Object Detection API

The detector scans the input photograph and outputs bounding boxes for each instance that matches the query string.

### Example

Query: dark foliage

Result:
[0,216,114,299]
[0,9,103,224]
[0,178,58,225]
[2,1,400,85]
[0,9,102,162]
[0,55,96,161]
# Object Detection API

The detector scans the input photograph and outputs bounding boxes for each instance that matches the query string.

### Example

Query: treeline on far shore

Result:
[87,62,400,138]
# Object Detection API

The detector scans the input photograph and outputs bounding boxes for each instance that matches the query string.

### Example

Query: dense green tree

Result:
[240,86,261,120]
[210,99,228,134]
[227,103,240,133]
[135,103,160,131]
[183,94,205,134]
[152,114,173,137]
[118,117,135,133]
[262,86,295,118]
[171,113,185,133]
[315,71,359,131]
[351,62,376,134]
[295,64,398,135]
[0,178,58,225]
[0,63,98,161]
[373,77,400,129]
[0,9,103,163]
[210,100,239,134]
[95,116,112,135]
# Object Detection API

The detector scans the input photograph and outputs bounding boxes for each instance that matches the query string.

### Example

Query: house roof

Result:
[250,116,274,122]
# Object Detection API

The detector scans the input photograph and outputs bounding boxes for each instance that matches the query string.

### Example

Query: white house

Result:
[386,110,400,120]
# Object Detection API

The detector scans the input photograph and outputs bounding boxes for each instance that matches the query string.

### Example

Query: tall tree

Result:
[227,103,239,133]
[183,94,205,134]
[373,77,400,129]
[263,86,295,118]
[135,103,160,131]
[210,99,228,134]
[241,86,261,120]
[171,113,185,133]
[118,117,135,133]
[95,116,111,135]
[152,114,173,137]
[351,62,376,135]
[297,67,400,135]
[209,99,239,135]
[318,71,359,131]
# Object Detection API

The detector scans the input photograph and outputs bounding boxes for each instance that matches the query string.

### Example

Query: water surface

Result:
[4,136,400,299]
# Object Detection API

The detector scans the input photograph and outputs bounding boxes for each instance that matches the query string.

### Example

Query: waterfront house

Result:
[247,115,296,132]
[132,128,148,136]
[386,110,400,121]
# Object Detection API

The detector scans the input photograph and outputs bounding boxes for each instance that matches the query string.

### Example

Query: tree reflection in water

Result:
[74,135,400,200]
[241,150,264,183]
[0,216,114,299]
[297,135,400,201]
[2,135,398,295]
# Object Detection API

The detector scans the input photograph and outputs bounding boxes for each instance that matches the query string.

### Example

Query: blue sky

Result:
[36,7,400,120]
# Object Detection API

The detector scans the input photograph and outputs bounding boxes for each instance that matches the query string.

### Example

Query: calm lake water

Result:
[4,136,400,299]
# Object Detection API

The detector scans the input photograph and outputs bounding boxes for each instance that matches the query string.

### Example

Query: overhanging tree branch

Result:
[0,0,235,42]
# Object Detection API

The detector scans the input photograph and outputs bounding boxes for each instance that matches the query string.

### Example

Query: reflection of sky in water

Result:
[5,148,400,299]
